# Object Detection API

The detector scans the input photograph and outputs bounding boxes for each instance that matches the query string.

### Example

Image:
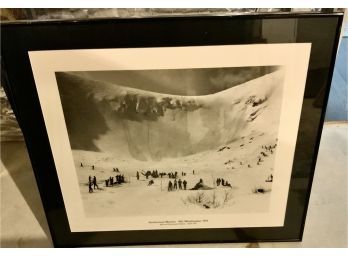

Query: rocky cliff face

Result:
[56,69,284,161]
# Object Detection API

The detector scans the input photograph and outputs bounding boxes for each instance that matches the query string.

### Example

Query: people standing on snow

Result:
[217,178,221,186]
[93,176,99,189]
[178,179,182,190]
[183,180,187,190]
[92,165,95,170]
[88,181,93,193]
[174,179,178,190]
[136,171,140,180]
[105,179,109,187]
[88,175,92,184]
[168,181,173,192]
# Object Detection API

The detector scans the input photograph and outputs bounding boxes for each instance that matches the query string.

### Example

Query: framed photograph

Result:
[1,13,343,247]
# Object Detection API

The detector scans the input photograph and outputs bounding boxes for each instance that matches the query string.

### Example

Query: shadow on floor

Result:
[1,141,52,246]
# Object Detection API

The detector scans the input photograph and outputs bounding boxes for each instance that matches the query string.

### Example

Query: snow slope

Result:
[57,69,284,161]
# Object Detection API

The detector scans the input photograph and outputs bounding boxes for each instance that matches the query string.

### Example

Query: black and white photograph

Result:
[28,44,311,231]
[55,65,284,217]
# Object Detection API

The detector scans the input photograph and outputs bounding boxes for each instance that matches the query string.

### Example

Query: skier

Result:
[92,165,95,170]
[168,181,173,192]
[80,162,83,167]
[93,176,99,189]
[105,179,109,187]
[178,179,182,190]
[183,180,187,190]
[136,171,140,180]
[88,181,93,193]
[192,170,195,175]
[88,175,92,184]
[173,179,178,190]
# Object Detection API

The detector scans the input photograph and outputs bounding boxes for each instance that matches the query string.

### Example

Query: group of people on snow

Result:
[105,175,125,187]
[137,170,188,180]
[168,179,188,191]
[216,178,232,188]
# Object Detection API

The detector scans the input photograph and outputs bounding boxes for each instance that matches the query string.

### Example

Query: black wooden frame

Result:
[1,13,343,247]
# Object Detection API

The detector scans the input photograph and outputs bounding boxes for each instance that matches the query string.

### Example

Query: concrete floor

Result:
[0,123,347,247]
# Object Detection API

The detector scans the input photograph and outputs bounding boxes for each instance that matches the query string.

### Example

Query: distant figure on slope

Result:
[93,176,99,189]
[168,181,173,192]
[80,162,83,167]
[105,179,109,187]
[178,179,182,190]
[88,175,92,184]
[136,171,140,180]
[173,179,178,190]
[92,165,95,170]
[183,180,187,190]
[192,170,195,175]
[221,178,225,186]
[110,177,114,185]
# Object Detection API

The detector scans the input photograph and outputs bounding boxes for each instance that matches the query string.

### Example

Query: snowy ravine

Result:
[58,69,285,217]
